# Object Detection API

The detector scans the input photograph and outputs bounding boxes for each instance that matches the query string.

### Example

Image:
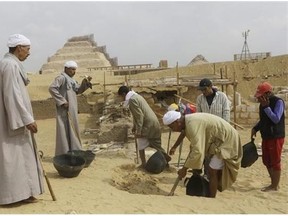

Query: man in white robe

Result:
[0,34,44,205]
[49,61,92,156]
[163,111,242,198]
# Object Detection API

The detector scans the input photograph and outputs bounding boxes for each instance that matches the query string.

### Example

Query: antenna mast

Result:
[240,30,251,60]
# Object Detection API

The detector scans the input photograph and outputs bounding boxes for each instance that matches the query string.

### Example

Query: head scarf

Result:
[64,60,78,69]
[124,90,137,107]
[163,110,181,125]
[7,34,31,47]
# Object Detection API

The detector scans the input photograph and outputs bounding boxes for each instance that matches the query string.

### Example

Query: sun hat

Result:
[163,110,181,125]
[7,34,31,47]
[254,82,273,98]
[197,78,212,90]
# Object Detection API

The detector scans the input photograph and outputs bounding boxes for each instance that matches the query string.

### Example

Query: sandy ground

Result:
[0,55,287,213]
[0,113,287,214]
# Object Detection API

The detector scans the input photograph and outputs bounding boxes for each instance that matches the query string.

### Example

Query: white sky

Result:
[0,1,287,72]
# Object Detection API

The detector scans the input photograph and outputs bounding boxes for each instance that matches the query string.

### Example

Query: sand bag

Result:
[185,173,210,197]
[241,138,259,168]
[145,151,167,174]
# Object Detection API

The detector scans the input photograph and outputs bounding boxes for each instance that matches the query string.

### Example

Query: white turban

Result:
[64,60,78,68]
[163,110,181,125]
[7,34,31,47]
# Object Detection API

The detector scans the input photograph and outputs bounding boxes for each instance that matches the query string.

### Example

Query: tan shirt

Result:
[184,113,242,191]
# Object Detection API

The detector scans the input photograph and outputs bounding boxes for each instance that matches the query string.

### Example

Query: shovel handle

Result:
[168,176,181,196]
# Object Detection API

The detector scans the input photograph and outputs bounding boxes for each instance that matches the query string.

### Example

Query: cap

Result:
[168,103,179,111]
[254,82,273,98]
[197,78,212,90]
[64,60,78,69]
[7,34,31,48]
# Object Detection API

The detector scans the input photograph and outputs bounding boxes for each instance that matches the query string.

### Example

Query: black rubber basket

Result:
[67,150,96,168]
[53,154,86,178]
[145,151,167,174]
[241,138,259,168]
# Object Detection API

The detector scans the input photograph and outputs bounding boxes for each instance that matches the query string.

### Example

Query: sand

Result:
[0,114,287,214]
[0,55,287,214]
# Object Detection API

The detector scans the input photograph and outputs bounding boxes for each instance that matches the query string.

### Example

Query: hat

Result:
[64,61,78,69]
[7,34,31,47]
[168,103,179,111]
[197,78,212,90]
[163,110,181,125]
[254,82,273,98]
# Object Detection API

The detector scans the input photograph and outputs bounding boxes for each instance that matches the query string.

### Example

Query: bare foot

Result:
[261,185,279,192]
[136,164,146,170]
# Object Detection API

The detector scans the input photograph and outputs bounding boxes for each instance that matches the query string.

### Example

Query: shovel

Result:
[167,176,181,196]
[134,137,139,164]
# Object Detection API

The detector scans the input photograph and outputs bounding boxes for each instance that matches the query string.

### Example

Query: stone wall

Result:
[232,103,288,126]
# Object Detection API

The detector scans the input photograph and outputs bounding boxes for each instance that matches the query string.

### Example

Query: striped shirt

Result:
[196,90,231,122]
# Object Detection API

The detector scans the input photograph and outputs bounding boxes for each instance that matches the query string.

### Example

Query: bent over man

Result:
[118,85,171,167]
[163,111,242,198]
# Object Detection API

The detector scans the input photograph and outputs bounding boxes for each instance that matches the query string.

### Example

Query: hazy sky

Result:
[0,1,287,72]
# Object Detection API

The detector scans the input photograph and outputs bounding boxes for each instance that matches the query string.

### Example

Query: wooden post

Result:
[176,62,179,85]
[125,74,128,85]
[225,65,228,93]
[103,70,106,105]
[176,62,181,96]
[233,70,237,129]
[220,68,224,92]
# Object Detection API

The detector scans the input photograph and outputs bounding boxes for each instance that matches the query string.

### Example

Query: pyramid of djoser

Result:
[40,34,117,74]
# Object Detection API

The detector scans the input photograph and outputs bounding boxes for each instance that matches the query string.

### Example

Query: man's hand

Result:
[26,122,38,133]
[86,75,92,82]
[61,103,69,109]
[169,147,177,155]
[251,128,257,140]
[177,167,188,179]
[257,95,269,107]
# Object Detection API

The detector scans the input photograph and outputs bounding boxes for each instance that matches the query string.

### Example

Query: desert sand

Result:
[0,55,287,214]
[0,115,287,214]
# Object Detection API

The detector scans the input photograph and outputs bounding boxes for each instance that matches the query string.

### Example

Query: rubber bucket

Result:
[53,154,86,178]
[145,151,167,174]
[67,150,96,168]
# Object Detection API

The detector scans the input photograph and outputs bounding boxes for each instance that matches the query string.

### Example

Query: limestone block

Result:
[236,106,241,112]
[247,119,258,125]
[247,105,258,112]
[240,112,249,119]
[249,112,259,119]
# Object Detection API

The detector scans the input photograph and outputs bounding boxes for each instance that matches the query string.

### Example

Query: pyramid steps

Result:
[40,34,116,74]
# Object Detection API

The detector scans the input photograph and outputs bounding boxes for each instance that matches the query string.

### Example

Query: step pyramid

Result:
[40,34,117,74]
